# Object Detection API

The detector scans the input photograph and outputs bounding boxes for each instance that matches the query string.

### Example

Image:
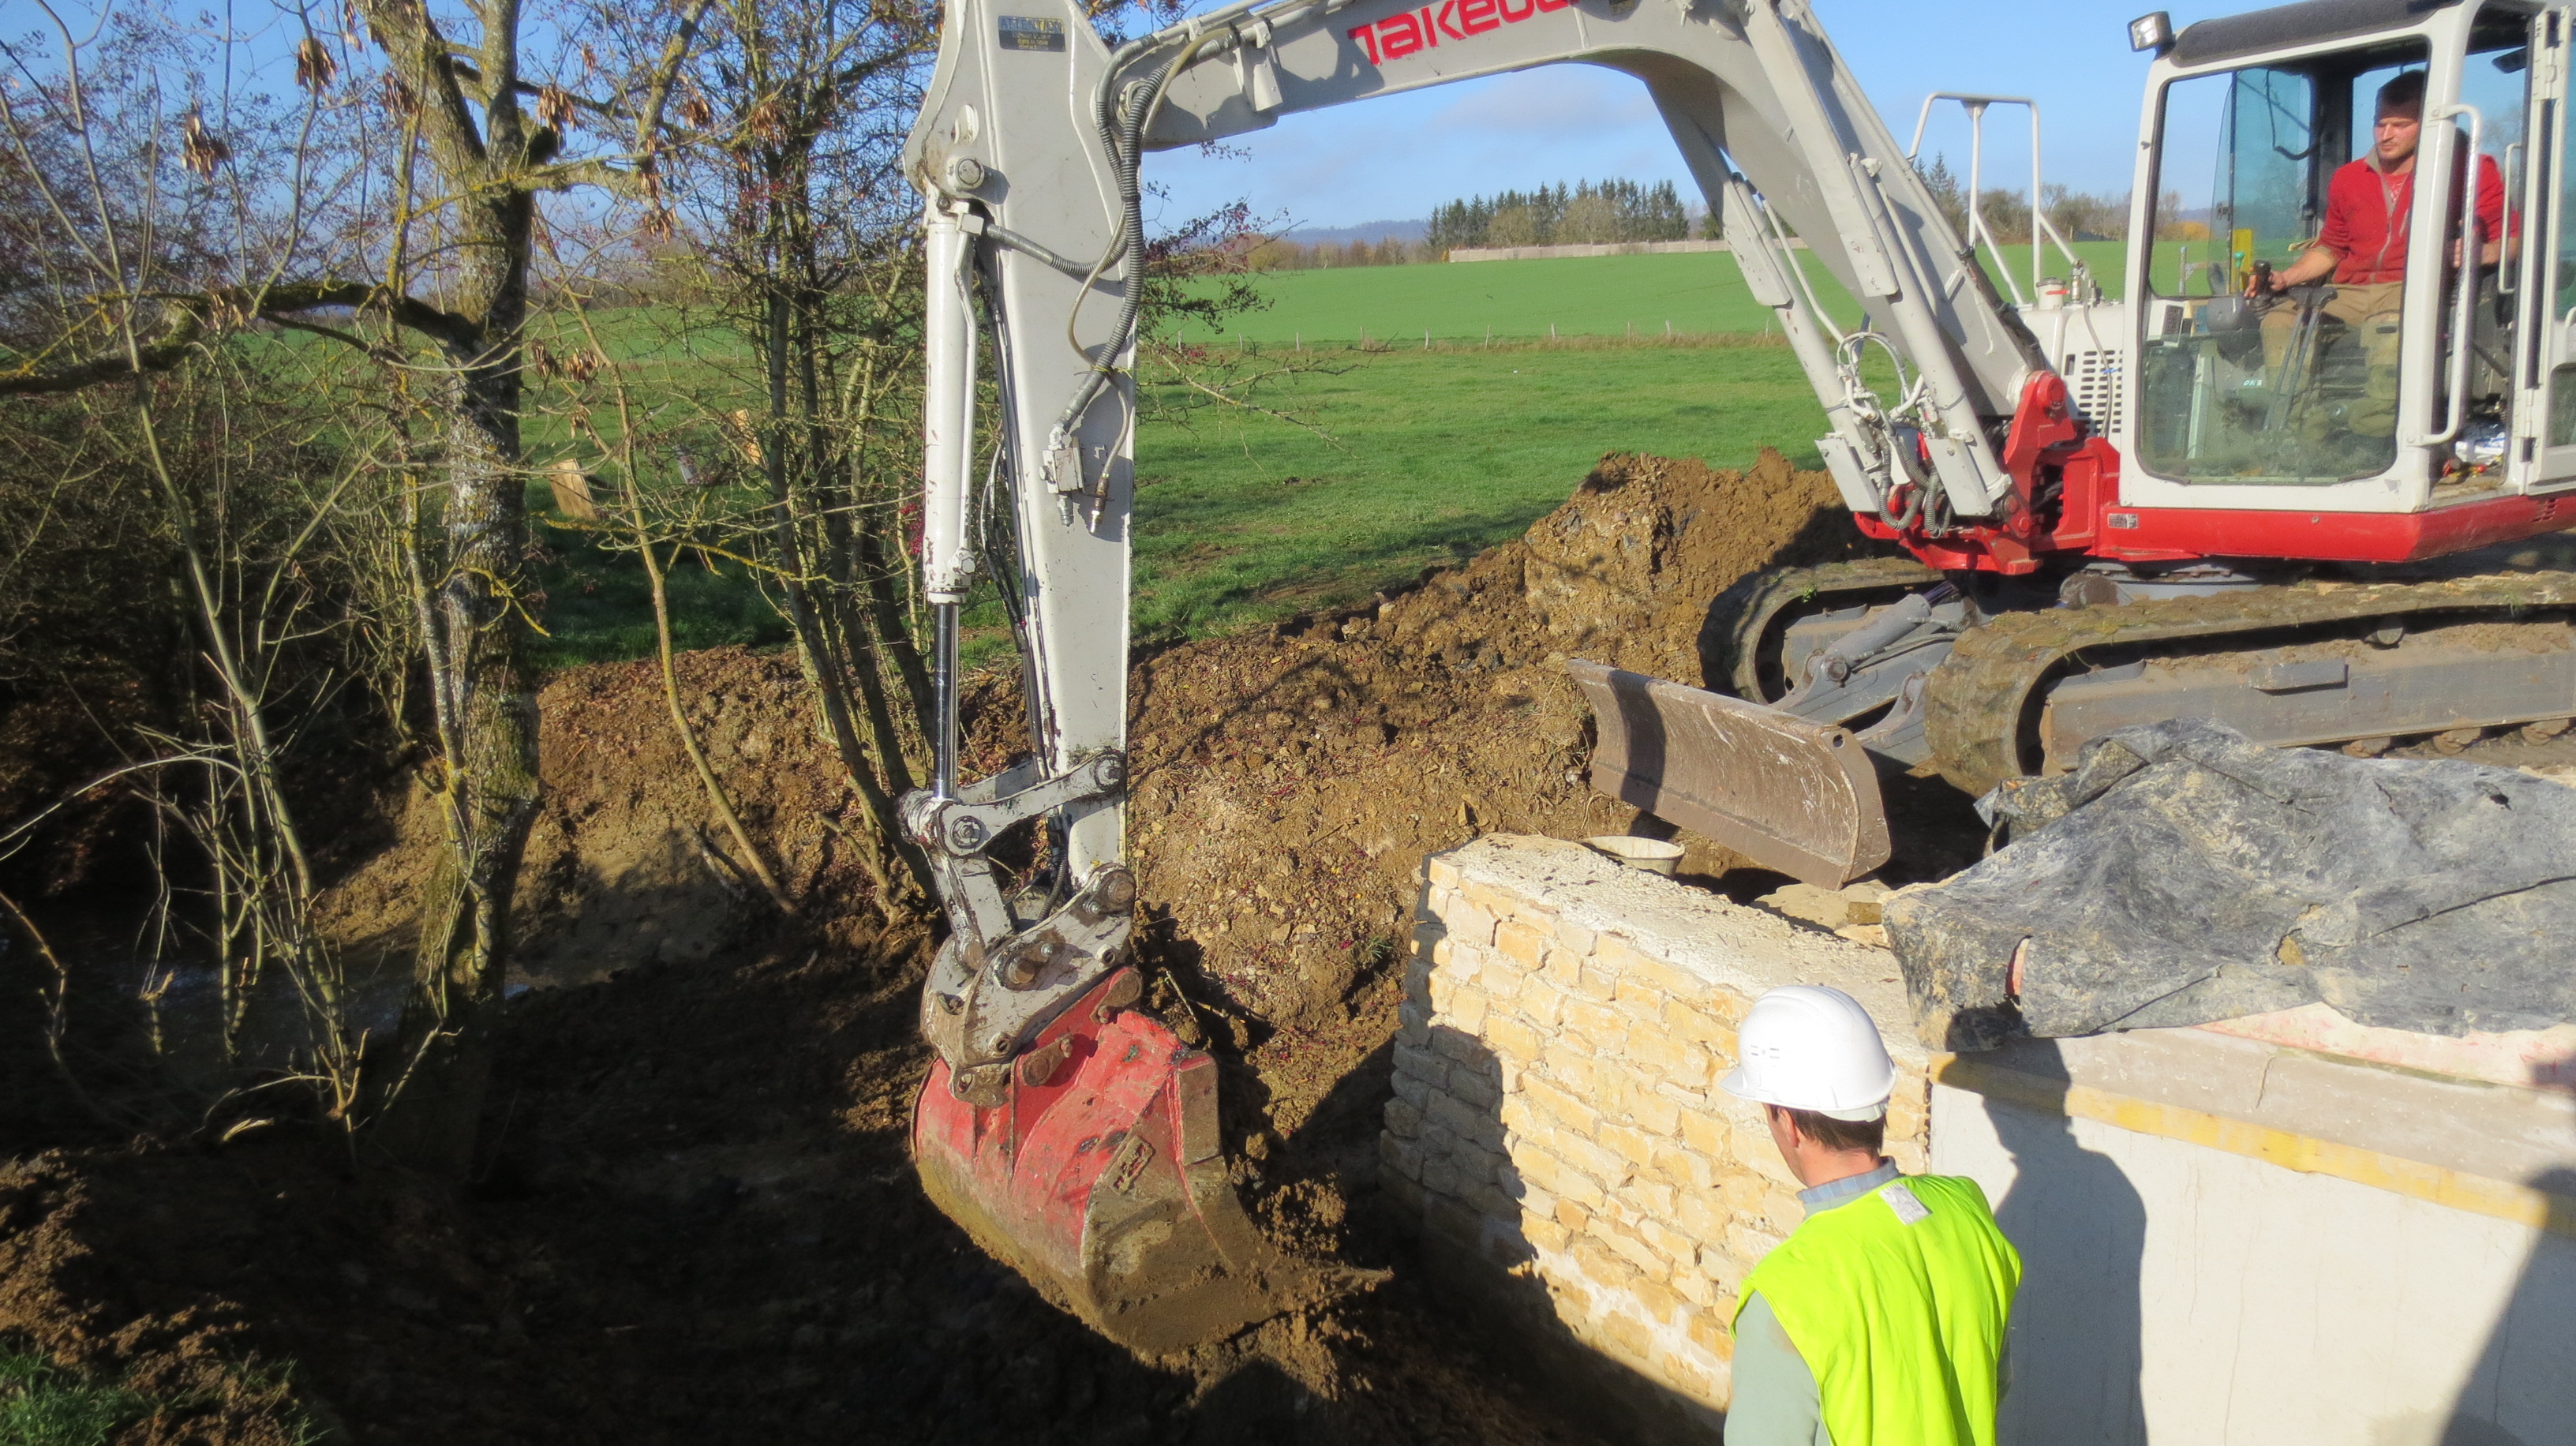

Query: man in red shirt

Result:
[2255,69,2509,441]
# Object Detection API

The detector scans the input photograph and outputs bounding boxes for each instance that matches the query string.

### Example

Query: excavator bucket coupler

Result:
[912,967,1299,1356]
[1568,660,1892,887]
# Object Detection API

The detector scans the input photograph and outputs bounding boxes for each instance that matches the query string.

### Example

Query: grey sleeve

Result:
[1724,1291,1831,1446]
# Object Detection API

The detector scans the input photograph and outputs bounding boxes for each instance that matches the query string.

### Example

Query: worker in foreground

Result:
[1721,986,2021,1446]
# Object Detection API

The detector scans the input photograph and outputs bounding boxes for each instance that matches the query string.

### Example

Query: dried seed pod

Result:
[294,36,337,92]
[181,113,230,177]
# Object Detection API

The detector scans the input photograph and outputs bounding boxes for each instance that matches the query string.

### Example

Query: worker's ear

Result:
[1763,1103,1804,1149]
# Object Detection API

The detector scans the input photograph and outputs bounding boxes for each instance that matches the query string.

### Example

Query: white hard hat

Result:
[1719,985,1898,1121]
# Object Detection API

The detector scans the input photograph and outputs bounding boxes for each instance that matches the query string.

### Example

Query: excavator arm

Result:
[896,0,2053,1350]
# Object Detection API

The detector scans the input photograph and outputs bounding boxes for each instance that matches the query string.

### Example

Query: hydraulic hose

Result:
[1046,29,1214,487]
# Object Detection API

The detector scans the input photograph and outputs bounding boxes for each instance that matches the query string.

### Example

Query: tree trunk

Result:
[376,188,542,1175]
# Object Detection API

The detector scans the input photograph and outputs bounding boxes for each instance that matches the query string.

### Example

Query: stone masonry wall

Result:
[1382,834,1927,1439]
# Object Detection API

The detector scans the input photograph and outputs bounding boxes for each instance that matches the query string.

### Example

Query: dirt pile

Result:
[1115,449,1881,1089]
[0,449,1881,1444]
[320,646,883,991]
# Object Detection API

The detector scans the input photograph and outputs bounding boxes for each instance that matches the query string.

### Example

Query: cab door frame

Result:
[2515,6,2576,488]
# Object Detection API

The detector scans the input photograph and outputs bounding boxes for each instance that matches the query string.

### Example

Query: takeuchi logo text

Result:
[1347,0,1573,64]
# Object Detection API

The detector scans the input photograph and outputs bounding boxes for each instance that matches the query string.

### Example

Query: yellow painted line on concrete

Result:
[1934,1055,2576,1241]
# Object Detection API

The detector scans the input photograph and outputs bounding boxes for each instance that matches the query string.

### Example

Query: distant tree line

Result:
[1426,178,1693,253]
[1915,155,2132,244]
[1245,235,1424,271]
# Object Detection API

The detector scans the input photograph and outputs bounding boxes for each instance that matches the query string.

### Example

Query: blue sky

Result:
[1148,0,2239,230]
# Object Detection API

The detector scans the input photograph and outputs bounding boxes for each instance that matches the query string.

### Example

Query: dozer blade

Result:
[912,967,1315,1355]
[1568,659,1890,887]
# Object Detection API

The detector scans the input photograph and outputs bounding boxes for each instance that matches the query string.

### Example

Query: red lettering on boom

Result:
[1348,0,1562,66]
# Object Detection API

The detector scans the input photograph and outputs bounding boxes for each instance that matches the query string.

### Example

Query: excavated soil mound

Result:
[0,450,1880,1444]
[1106,450,1885,1167]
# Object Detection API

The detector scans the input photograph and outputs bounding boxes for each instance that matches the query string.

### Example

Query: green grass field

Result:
[1123,338,1823,640]
[1174,240,2129,347]
[525,238,2140,665]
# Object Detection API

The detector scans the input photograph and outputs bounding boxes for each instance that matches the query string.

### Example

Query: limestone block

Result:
[1421,1153,1467,1198]
[1554,1196,1595,1233]
[1564,965,1619,1005]
[1621,1168,1679,1214]
[1595,932,1702,1001]
[1405,956,1432,1006]
[1556,918,1598,957]
[1390,1070,1432,1112]
[1459,877,1520,924]
[1513,1143,1607,1209]
[1627,1032,1715,1091]
[1755,1187,1806,1234]
[1655,1144,1718,1192]
[1597,1219,1669,1278]
[1677,1107,1732,1162]
[1523,1211,1572,1254]
[1638,1215,1700,1268]
[1540,1038,1596,1094]
[1386,1098,1424,1140]
[1597,1118,1661,1170]
[1620,1081,1684,1138]
[1573,1235,1646,1294]
[1698,1245,1750,1298]
[1447,899,1500,951]
[1429,1028,1485,1065]
[1515,973,1567,1028]
[1522,1074,1602,1137]
[1593,1307,1655,1362]
[1482,1010,1544,1065]
[1663,998,1741,1058]
[1392,1041,1450,1090]
[1726,1220,1785,1265]
[1381,1133,1425,1182]
[1543,946,1585,989]
[1672,1264,1715,1308]
[1560,997,1627,1053]
[1429,1090,1506,1152]
[1685,1309,1739,1363]
[1630,1274,1684,1328]
[1427,856,1462,890]
[1653,1347,1718,1403]
[1446,1065,1503,1111]
[1396,998,1432,1049]
[1451,1172,1509,1216]
[1557,1129,1633,1186]
[1493,917,1551,970]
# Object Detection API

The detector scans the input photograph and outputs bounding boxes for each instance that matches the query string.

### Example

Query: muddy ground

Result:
[0,450,1924,1444]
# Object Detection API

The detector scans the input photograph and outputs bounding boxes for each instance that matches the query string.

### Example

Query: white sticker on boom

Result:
[1879,1181,1931,1225]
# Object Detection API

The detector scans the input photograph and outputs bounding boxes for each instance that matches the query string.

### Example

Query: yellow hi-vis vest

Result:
[1735,1174,2020,1446]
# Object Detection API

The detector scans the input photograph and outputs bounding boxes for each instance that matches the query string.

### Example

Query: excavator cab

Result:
[2127,0,2569,504]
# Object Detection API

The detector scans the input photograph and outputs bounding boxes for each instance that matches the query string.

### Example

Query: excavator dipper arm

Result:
[895,0,2054,1350]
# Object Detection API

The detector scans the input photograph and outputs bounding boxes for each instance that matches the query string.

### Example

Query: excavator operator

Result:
[1720,987,2021,1446]
[2248,69,2510,444]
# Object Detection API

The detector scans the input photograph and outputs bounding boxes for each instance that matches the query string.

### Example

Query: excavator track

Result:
[1716,555,1946,699]
[1924,570,2576,797]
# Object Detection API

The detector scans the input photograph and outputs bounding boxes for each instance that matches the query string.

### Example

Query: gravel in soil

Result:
[0,449,1885,1443]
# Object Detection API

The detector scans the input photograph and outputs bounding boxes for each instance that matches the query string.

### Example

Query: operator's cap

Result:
[1718,984,1898,1121]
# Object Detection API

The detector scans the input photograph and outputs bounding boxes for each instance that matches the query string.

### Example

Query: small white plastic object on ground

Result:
[1719,984,1899,1120]
[1582,835,1685,876]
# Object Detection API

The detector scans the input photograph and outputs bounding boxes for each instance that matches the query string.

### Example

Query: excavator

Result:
[898,0,2576,1351]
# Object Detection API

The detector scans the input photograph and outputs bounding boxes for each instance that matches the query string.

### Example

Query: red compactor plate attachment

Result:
[912,967,1305,1354]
